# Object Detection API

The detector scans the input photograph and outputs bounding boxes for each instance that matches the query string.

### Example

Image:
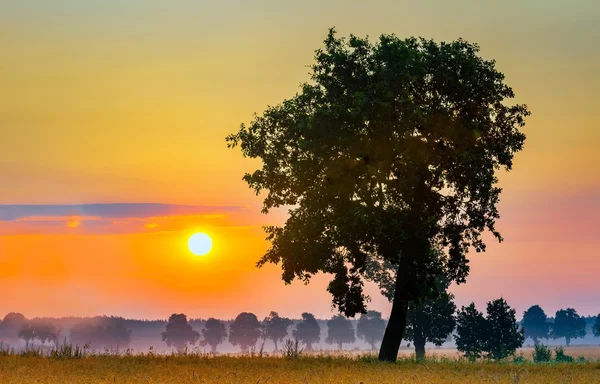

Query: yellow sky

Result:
[0,0,599,319]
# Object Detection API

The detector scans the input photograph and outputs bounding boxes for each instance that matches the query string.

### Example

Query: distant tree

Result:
[484,298,524,360]
[17,324,36,343]
[103,318,132,348]
[593,314,600,338]
[455,303,488,361]
[0,313,27,344]
[70,323,103,347]
[325,315,355,350]
[293,312,320,351]
[551,308,586,346]
[262,311,293,351]
[69,318,131,349]
[229,312,262,353]
[227,28,529,362]
[404,286,456,360]
[356,311,386,350]
[521,305,550,344]
[202,318,227,353]
[161,314,200,352]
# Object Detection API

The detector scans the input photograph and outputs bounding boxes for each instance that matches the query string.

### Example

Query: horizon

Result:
[1,0,599,322]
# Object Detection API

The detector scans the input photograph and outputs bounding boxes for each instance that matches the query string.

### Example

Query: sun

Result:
[188,233,213,256]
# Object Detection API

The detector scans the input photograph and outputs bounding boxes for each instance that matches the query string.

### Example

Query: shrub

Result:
[554,346,574,363]
[533,343,552,363]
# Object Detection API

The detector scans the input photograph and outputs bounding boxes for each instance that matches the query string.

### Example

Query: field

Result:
[1,350,600,384]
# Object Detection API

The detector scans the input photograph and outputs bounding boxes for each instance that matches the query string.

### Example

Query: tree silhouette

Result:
[202,318,227,353]
[229,312,262,353]
[293,312,320,351]
[551,308,586,346]
[455,303,487,361]
[0,313,27,344]
[521,305,550,344]
[484,298,524,360]
[262,311,293,351]
[161,314,200,352]
[592,314,600,338]
[102,317,132,348]
[19,321,61,345]
[356,311,386,350]
[226,28,529,361]
[325,315,355,350]
[403,284,456,360]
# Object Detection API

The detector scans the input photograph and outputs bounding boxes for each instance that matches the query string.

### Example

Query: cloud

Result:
[0,203,245,222]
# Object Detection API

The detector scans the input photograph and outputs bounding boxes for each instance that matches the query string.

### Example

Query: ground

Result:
[1,347,600,383]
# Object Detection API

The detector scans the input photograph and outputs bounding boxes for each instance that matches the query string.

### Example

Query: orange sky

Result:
[1,1,599,320]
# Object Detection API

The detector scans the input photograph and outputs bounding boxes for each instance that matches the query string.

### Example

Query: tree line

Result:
[1,303,598,360]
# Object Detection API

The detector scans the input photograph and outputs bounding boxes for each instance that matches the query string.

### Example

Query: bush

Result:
[282,339,303,359]
[554,346,574,363]
[533,343,552,363]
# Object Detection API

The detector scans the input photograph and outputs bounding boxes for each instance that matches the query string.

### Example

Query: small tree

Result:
[404,287,456,360]
[229,312,262,353]
[484,298,524,360]
[551,308,586,346]
[455,303,487,361]
[293,312,320,351]
[0,312,27,344]
[356,310,386,350]
[593,314,600,338]
[103,318,132,348]
[521,305,550,344]
[18,321,61,345]
[325,315,355,350]
[161,314,200,352]
[202,318,227,353]
[262,311,293,351]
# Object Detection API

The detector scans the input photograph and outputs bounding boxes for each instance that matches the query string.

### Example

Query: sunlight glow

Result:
[188,233,213,256]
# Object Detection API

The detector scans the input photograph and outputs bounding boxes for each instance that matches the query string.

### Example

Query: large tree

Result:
[521,305,550,344]
[202,318,227,353]
[229,312,262,353]
[227,29,528,361]
[161,314,200,352]
[484,298,524,360]
[356,310,386,350]
[551,308,586,346]
[293,312,320,351]
[403,285,456,360]
[262,311,293,351]
[325,315,356,350]
[593,314,600,338]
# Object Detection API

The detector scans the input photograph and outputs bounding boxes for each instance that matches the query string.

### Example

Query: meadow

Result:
[1,347,600,384]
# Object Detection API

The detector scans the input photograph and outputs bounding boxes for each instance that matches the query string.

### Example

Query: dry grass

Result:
[1,353,600,384]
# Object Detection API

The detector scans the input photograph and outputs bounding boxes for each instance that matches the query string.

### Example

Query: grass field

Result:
[1,352,600,384]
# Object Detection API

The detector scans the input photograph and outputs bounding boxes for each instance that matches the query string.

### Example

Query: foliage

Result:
[592,314,600,338]
[554,346,574,362]
[18,321,61,345]
[262,311,293,351]
[70,317,132,350]
[403,279,456,360]
[201,318,227,353]
[356,310,386,350]
[229,312,262,353]
[281,339,304,359]
[484,298,524,360]
[522,305,550,344]
[161,314,199,352]
[532,343,552,363]
[325,315,356,350]
[456,303,488,361]
[0,312,27,342]
[293,312,321,351]
[551,308,586,346]
[226,28,528,361]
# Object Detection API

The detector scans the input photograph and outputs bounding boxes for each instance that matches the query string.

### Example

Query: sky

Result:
[0,0,599,320]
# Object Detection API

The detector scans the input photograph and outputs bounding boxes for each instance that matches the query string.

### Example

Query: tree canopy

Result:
[227,28,528,361]
[484,298,524,360]
[356,310,386,350]
[456,303,488,361]
[521,305,550,344]
[293,312,321,351]
[325,315,356,350]
[229,312,262,352]
[202,318,227,353]
[161,314,200,352]
[551,308,586,346]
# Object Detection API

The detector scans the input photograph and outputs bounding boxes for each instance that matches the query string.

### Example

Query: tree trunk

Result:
[305,342,313,352]
[274,339,278,352]
[211,344,217,353]
[338,342,342,350]
[414,331,426,361]
[378,262,410,362]
[565,337,570,347]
